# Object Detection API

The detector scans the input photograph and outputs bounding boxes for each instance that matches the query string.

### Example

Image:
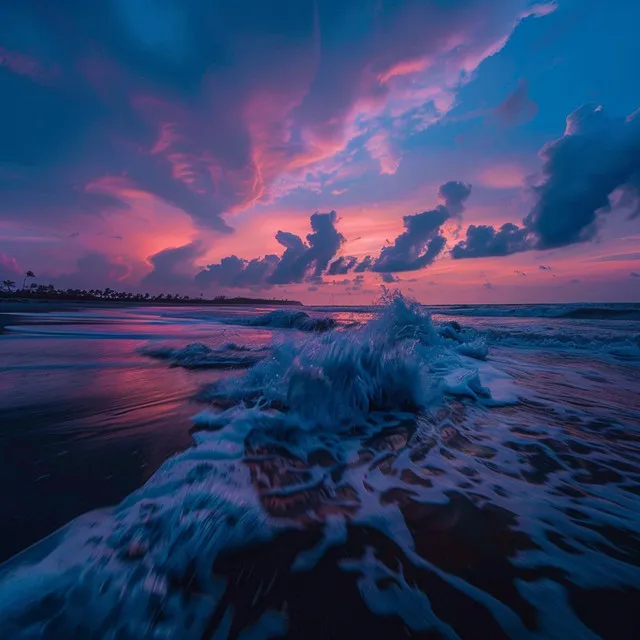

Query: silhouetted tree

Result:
[22,270,36,290]
[1,279,16,292]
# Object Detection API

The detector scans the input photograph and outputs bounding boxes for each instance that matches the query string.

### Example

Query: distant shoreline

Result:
[0,297,302,312]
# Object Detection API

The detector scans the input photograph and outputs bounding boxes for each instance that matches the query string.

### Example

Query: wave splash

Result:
[204,294,501,427]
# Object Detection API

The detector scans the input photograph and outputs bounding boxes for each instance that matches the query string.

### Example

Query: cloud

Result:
[483,282,494,290]
[0,46,60,86]
[451,223,531,258]
[453,104,640,260]
[514,270,527,276]
[143,242,206,289]
[346,274,368,292]
[524,104,640,249]
[522,2,558,19]
[539,265,552,271]
[591,252,640,262]
[475,163,526,189]
[51,253,133,290]
[269,211,344,284]
[0,0,551,236]
[196,210,343,289]
[494,79,538,126]
[365,131,401,175]
[195,254,280,290]
[373,206,449,272]
[327,256,357,275]
[0,252,21,277]
[437,181,472,216]
[370,181,466,273]
[380,273,400,283]
[631,272,640,278]
[354,256,373,272]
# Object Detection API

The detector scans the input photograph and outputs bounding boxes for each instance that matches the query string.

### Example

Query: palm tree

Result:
[22,270,36,290]
[1,279,16,292]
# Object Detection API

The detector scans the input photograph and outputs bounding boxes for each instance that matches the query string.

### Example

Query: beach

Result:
[0,299,639,638]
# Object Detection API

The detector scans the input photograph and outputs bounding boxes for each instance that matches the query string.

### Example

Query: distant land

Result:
[0,286,302,307]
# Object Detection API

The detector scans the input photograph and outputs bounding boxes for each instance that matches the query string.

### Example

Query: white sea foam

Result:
[204,294,509,428]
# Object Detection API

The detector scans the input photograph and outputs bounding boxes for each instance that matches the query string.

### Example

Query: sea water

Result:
[0,296,638,638]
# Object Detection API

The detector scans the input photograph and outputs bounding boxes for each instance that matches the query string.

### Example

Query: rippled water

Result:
[0,300,639,638]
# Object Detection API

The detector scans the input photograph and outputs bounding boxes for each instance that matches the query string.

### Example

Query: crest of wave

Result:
[205,292,486,428]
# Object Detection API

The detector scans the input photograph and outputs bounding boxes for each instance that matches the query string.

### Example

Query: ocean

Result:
[0,297,639,639]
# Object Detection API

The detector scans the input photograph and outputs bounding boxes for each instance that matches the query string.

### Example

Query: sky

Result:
[1,0,640,305]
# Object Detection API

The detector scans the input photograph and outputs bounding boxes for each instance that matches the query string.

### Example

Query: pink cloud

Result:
[522,2,558,19]
[494,79,538,127]
[0,252,21,276]
[0,46,60,85]
[378,57,432,83]
[365,131,401,175]
[475,162,527,189]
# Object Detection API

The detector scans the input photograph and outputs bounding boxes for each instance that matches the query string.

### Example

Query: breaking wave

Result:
[227,309,337,332]
[203,295,505,428]
[2,294,639,638]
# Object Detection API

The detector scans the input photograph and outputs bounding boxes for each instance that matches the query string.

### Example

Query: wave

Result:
[479,326,640,360]
[227,309,337,332]
[2,295,639,637]
[430,303,640,321]
[203,295,507,428]
[139,342,269,369]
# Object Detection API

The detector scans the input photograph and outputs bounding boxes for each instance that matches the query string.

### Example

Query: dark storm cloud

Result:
[450,223,531,259]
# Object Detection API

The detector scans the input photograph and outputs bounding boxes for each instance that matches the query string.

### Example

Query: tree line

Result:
[0,272,301,306]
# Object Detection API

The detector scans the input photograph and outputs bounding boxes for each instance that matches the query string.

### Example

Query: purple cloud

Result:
[451,223,531,259]
[437,181,472,216]
[373,207,449,272]
[494,79,538,126]
[143,242,206,289]
[524,104,640,248]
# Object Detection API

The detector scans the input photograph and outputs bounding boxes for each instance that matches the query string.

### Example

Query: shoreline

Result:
[0,298,305,332]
